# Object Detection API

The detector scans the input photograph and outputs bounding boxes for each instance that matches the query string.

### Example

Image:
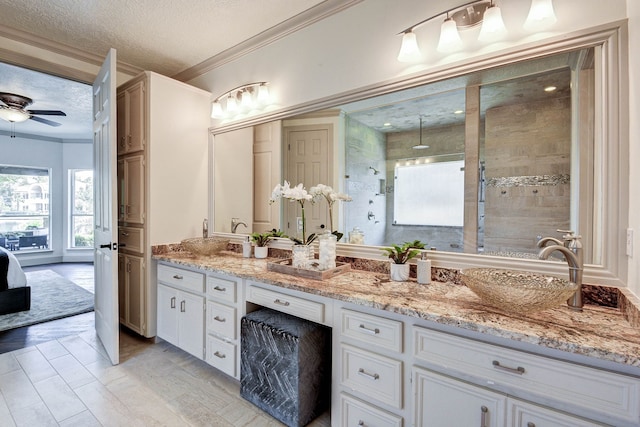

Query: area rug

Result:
[0,269,94,332]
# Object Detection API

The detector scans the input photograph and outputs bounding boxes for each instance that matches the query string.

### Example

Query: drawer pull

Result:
[492,360,525,375]
[213,285,226,292]
[480,405,488,427]
[358,324,380,335]
[180,300,186,312]
[121,231,129,236]
[274,299,290,307]
[170,296,176,309]
[214,316,226,322]
[172,274,183,280]
[357,421,365,426]
[214,351,226,359]
[357,368,380,381]
[527,423,535,427]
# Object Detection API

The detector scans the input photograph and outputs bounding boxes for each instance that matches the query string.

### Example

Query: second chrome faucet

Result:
[231,217,247,233]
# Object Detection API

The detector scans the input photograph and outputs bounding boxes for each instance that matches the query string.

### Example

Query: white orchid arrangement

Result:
[270,181,317,245]
[309,184,352,241]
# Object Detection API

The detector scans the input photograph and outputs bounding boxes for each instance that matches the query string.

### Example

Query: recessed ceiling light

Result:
[383,122,391,127]
[544,85,557,92]
[454,110,464,114]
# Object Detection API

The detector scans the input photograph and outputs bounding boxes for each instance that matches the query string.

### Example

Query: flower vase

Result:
[254,246,269,259]
[292,245,314,269]
[318,232,337,270]
[390,262,410,282]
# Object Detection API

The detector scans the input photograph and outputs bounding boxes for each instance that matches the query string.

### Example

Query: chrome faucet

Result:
[231,218,247,233]
[537,230,584,311]
[203,218,208,238]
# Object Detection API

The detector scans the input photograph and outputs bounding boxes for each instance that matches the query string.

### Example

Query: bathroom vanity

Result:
[153,250,640,427]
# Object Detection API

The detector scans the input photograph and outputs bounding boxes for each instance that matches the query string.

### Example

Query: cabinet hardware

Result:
[480,405,488,427]
[213,285,226,292]
[527,423,535,427]
[358,324,380,335]
[170,296,176,309]
[357,421,365,426]
[214,316,226,322]
[492,360,525,375]
[274,299,290,306]
[180,300,186,312]
[121,231,129,236]
[173,274,183,280]
[214,351,226,359]
[357,368,380,380]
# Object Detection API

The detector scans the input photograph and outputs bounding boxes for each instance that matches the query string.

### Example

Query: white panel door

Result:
[93,48,119,365]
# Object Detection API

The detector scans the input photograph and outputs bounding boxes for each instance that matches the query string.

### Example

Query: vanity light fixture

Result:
[211,82,271,120]
[397,0,556,62]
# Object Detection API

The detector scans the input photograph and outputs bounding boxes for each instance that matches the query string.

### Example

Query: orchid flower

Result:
[310,184,352,240]
[270,181,316,245]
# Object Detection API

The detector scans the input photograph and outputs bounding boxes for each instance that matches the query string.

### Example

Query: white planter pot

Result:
[254,246,269,259]
[390,262,410,282]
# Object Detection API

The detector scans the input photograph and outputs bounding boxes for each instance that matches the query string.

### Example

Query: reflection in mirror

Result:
[213,46,598,265]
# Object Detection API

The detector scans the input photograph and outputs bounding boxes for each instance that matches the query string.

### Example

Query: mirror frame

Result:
[209,22,629,287]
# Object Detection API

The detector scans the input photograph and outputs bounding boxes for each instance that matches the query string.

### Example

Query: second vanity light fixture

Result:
[211,82,272,120]
[397,0,557,62]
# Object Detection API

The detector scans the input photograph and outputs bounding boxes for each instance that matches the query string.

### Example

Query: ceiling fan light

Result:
[478,4,507,43]
[524,0,557,31]
[0,107,30,123]
[437,18,463,53]
[397,31,422,63]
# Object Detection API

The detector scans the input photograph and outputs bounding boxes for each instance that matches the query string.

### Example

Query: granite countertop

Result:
[153,250,640,371]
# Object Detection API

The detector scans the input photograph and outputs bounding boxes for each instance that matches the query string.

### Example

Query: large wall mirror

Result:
[211,24,627,286]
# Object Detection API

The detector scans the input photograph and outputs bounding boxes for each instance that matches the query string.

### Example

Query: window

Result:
[70,169,94,248]
[394,160,465,227]
[0,165,51,251]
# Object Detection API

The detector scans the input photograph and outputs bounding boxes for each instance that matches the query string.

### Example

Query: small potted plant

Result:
[250,229,286,259]
[382,240,425,281]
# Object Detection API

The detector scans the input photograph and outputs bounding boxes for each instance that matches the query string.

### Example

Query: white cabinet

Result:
[508,398,605,427]
[205,273,243,378]
[414,367,506,427]
[118,253,145,335]
[157,264,205,359]
[157,283,204,359]
[116,80,145,155]
[117,72,210,339]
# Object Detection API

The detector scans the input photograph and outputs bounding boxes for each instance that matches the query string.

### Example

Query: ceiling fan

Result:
[0,92,66,127]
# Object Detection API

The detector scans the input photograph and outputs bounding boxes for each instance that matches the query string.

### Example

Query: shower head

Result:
[369,166,380,175]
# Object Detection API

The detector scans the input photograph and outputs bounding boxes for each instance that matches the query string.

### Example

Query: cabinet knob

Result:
[527,423,536,427]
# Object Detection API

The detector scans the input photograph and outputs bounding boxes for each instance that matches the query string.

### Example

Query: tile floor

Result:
[0,329,331,426]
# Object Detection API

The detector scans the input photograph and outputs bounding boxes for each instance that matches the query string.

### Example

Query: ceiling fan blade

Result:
[29,116,62,127]
[27,109,66,116]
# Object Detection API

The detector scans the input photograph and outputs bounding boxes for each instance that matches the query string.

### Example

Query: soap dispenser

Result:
[242,236,252,258]
[417,251,431,284]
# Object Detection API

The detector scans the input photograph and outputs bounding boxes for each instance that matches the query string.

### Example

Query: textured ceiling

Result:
[0,0,325,76]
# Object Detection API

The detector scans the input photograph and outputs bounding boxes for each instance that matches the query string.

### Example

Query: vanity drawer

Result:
[206,335,236,378]
[206,301,236,339]
[206,274,238,304]
[118,226,144,254]
[246,284,324,323]
[413,327,640,424]
[158,264,204,293]
[341,309,403,353]
[341,344,403,409]
[341,393,403,427]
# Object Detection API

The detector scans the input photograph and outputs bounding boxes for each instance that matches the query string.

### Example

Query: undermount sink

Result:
[460,268,579,313]
[181,237,229,256]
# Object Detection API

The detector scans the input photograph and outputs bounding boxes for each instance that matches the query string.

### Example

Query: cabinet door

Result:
[125,81,145,153]
[413,366,506,427]
[157,284,179,346]
[116,91,127,154]
[122,154,145,224]
[178,291,204,359]
[118,253,126,323]
[125,255,145,334]
[508,398,605,427]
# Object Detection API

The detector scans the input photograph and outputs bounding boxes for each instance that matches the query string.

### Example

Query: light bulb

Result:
[478,4,507,43]
[257,84,270,105]
[397,31,422,63]
[226,95,238,114]
[241,89,254,110]
[0,107,30,123]
[437,18,463,53]
[524,0,557,32]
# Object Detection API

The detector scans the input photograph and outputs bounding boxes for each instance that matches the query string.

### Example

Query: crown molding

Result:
[171,0,363,82]
[0,24,143,82]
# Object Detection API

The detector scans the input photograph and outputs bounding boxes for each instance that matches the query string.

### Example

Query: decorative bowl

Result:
[460,268,579,313]
[181,237,229,256]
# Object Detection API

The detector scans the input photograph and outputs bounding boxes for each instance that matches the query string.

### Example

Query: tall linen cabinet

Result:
[117,71,211,338]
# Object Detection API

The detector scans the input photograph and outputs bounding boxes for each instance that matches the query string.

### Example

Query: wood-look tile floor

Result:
[0,264,331,426]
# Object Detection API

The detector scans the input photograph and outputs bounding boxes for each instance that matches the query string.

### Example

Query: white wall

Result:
[0,134,92,266]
